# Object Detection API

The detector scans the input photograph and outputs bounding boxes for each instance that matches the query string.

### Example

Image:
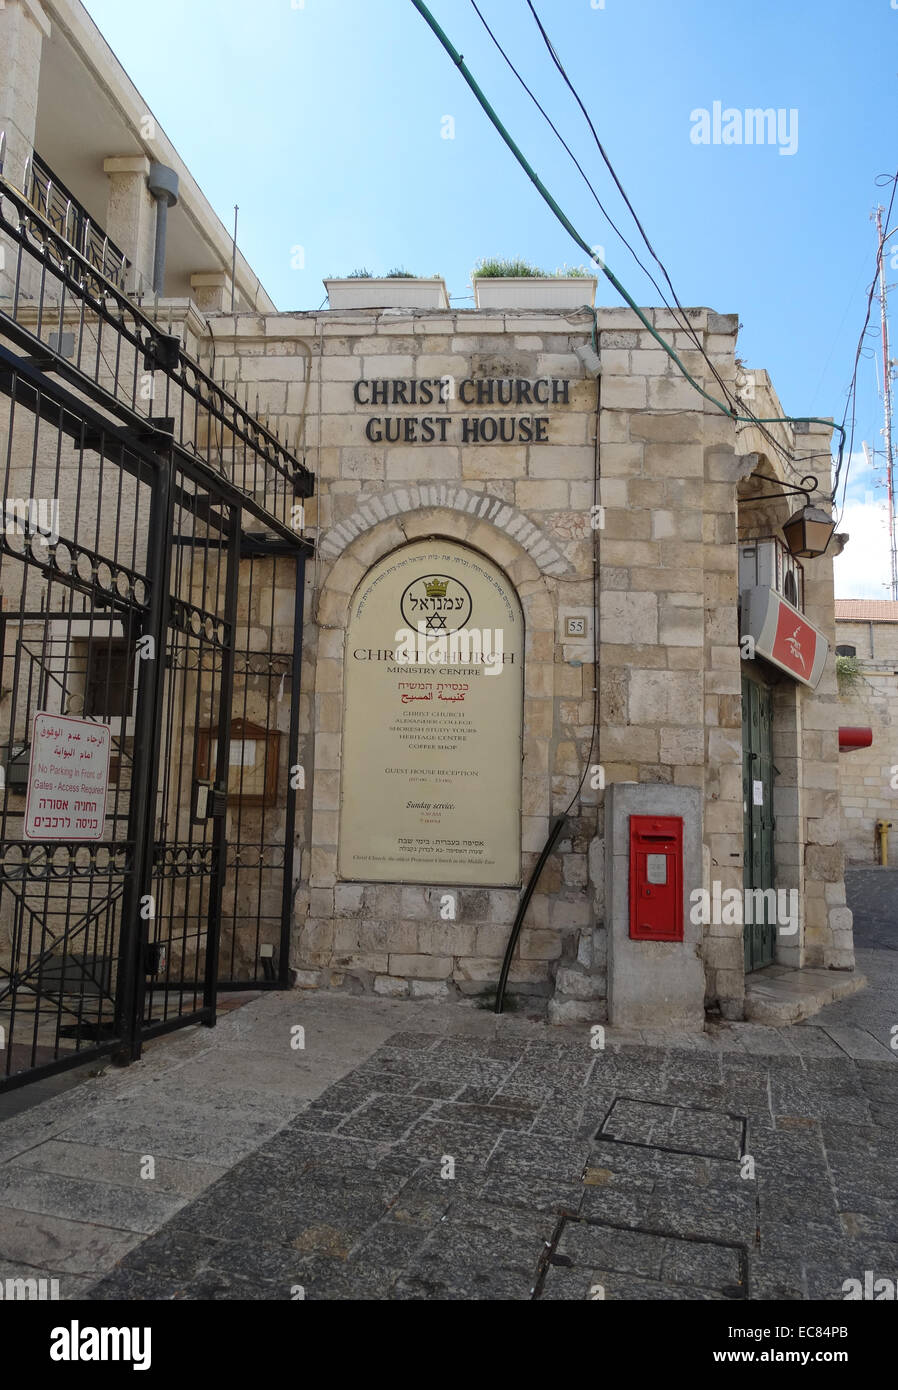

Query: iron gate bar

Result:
[213,547,303,991]
[279,550,306,987]
[0,885,124,1007]
[0,1039,115,1095]
[147,476,224,1033]
[111,431,174,1064]
[202,502,242,1017]
[0,339,172,480]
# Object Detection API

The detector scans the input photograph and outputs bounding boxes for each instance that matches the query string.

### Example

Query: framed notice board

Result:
[195,718,281,808]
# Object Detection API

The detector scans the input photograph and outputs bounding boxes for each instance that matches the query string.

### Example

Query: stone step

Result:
[553,966,606,1001]
[744,966,866,1025]
[547,997,606,1026]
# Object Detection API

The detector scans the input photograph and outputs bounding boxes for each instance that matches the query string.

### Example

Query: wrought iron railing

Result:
[26,150,130,292]
[0,156,314,540]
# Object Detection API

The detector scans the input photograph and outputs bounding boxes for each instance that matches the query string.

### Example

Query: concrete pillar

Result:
[190,271,234,314]
[0,0,50,188]
[102,156,155,296]
[605,782,705,1029]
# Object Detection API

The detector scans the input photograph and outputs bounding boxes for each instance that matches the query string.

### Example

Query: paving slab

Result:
[745,965,866,1026]
[1,886,896,1300]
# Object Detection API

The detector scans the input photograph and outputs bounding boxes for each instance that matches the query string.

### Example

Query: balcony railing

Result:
[26,151,130,292]
[0,160,314,542]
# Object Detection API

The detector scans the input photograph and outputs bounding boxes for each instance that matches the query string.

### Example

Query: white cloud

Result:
[834,495,895,598]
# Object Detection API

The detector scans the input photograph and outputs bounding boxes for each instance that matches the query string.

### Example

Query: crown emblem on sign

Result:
[424,577,449,598]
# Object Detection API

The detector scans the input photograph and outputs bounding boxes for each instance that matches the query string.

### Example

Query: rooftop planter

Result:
[472,258,597,310]
[324,273,450,310]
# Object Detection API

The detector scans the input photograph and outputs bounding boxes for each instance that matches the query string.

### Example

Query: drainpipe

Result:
[147,162,179,296]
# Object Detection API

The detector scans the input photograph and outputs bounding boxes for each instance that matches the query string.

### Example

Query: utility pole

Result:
[231,205,239,313]
[874,205,898,599]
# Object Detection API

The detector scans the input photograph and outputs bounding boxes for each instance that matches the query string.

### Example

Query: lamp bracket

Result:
[748,472,820,504]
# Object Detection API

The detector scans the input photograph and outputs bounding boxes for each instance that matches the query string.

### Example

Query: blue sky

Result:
[82,0,898,598]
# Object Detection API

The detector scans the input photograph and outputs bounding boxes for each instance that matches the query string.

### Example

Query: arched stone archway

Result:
[317,484,575,577]
[295,505,584,1000]
[308,508,558,893]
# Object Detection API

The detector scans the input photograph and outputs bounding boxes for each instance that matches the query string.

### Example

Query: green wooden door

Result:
[741,675,776,971]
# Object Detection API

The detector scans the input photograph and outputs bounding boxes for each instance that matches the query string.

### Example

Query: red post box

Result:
[629,814,684,942]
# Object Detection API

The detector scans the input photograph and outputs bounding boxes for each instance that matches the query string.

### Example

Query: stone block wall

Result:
[735,391,852,970]
[0,293,840,1020]
[206,303,751,1014]
[836,618,898,865]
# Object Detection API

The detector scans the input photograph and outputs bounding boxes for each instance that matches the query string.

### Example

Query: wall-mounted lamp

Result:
[748,472,836,559]
[781,503,837,559]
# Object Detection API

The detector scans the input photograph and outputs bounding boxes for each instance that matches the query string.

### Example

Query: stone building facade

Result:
[0,0,860,1038]
[835,600,898,866]
[196,297,856,1024]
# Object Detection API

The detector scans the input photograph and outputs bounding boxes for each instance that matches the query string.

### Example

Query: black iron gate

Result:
[0,157,313,1090]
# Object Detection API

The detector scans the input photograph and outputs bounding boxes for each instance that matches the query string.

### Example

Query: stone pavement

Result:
[0,870,893,1301]
[845,867,898,953]
[79,1008,895,1302]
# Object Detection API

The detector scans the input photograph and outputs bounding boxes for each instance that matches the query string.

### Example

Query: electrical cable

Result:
[469,2,684,320]
[832,172,898,508]
[411,0,846,484]
[472,2,729,383]
[520,0,809,478]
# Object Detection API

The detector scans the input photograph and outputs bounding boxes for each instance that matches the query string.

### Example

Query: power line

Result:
[521,0,807,477]
[469,2,682,318]
[411,0,846,482]
[832,172,898,506]
[473,0,740,409]
[874,204,897,597]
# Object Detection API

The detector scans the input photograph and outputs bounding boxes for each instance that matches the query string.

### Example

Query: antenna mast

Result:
[875,205,898,598]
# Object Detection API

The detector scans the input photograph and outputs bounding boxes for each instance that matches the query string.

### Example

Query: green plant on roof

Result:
[836,654,862,695]
[555,263,593,278]
[385,267,419,278]
[346,268,373,279]
[472,256,547,278]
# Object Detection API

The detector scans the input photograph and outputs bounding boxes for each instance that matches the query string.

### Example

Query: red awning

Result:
[839,726,873,751]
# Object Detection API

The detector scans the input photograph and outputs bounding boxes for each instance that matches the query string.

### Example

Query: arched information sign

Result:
[338,539,523,886]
